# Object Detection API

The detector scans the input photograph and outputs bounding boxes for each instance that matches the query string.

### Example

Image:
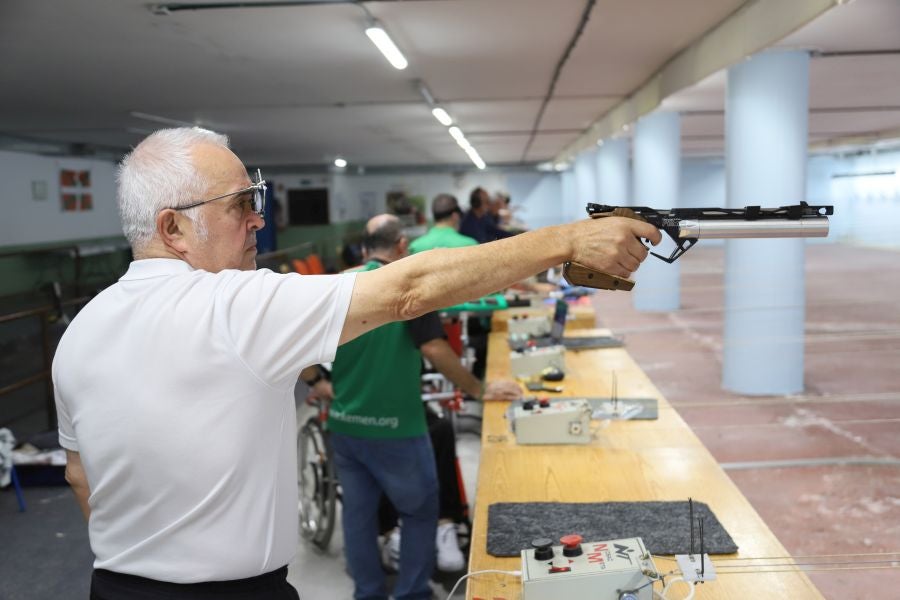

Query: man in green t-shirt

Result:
[408,194,477,254]
[315,214,518,600]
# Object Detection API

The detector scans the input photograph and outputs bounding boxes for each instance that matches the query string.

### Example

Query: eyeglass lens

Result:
[253,169,266,216]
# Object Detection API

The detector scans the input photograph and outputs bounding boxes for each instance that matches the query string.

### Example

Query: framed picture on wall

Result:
[59,168,92,212]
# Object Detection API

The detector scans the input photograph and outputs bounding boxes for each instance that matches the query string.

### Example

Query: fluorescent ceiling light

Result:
[365,24,408,70]
[447,125,485,169]
[334,157,347,168]
[464,146,486,170]
[431,107,452,127]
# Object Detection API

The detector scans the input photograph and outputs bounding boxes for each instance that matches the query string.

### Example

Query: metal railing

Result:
[0,296,90,429]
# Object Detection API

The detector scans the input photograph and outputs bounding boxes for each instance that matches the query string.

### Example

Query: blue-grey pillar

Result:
[632,111,681,311]
[595,138,630,205]
[573,148,598,208]
[723,50,810,395]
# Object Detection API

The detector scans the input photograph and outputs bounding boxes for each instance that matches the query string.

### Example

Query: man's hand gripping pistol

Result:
[563,202,834,291]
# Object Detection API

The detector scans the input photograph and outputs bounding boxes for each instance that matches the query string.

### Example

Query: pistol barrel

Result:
[677,217,830,239]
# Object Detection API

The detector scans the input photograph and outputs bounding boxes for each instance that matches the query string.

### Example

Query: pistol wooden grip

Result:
[563,262,635,291]
[565,206,644,290]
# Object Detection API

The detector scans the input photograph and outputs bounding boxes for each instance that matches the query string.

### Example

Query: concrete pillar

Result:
[723,50,810,395]
[595,138,630,205]
[632,111,681,311]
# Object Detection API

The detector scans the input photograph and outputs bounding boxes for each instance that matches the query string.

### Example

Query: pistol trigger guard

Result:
[650,237,698,263]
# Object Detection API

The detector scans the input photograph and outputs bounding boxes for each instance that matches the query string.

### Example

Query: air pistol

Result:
[563,202,833,291]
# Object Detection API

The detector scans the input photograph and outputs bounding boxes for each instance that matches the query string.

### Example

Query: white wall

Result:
[816,150,900,248]
[4,146,894,248]
[506,172,564,229]
[0,150,122,246]
[272,170,508,225]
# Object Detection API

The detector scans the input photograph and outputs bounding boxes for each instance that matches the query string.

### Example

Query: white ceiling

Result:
[664,0,900,157]
[0,0,897,168]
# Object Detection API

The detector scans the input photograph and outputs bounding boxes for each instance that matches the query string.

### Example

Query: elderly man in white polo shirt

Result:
[53,127,659,599]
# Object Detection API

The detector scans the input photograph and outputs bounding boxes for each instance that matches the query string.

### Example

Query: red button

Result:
[560,534,583,548]
[539,398,550,408]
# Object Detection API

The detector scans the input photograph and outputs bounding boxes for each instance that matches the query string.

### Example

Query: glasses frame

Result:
[172,168,267,217]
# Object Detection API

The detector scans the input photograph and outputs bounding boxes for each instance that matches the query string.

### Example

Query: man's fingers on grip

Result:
[621,255,641,273]
[607,263,631,279]
[626,237,650,263]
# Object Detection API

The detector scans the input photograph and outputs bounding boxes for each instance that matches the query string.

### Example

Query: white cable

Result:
[661,576,695,600]
[445,569,521,600]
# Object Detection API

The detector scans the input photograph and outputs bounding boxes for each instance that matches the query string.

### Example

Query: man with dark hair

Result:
[318,214,520,599]
[409,194,477,253]
[459,187,513,243]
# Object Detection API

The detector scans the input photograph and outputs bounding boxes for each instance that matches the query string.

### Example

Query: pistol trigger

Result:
[651,238,698,263]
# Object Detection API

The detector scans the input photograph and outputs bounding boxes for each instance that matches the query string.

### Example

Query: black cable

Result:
[520,0,597,162]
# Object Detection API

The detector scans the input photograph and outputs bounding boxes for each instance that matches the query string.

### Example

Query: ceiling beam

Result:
[553,0,841,164]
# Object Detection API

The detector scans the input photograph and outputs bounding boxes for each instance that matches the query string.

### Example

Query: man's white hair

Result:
[117,127,230,253]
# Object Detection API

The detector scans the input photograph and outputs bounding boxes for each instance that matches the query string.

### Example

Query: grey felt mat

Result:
[487,501,738,556]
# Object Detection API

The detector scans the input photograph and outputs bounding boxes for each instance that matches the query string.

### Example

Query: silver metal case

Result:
[521,537,658,600]
[512,398,592,445]
[509,345,565,379]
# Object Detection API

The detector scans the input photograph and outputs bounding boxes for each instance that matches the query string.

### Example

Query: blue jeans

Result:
[330,433,438,600]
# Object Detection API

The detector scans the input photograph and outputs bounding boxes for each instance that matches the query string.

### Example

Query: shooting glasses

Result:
[172,168,267,217]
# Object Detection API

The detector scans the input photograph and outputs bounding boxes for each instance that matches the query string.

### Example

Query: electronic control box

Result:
[508,314,552,337]
[512,398,592,445]
[521,536,658,600]
[509,345,565,379]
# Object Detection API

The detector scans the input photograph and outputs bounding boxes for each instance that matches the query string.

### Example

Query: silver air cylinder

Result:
[677,217,829,239]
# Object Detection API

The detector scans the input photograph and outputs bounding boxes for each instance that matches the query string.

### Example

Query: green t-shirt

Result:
[409,225,478,254]
[327,261,438,439]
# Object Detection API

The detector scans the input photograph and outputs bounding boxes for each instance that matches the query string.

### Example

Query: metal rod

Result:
[714,559,900,569]
[699,517,704,579]
[41,313,56,429]
[678,217,830,239]
[0,297,90,324]
[689,498,694,556]
[716,565,900,575]
[0,372,50,397]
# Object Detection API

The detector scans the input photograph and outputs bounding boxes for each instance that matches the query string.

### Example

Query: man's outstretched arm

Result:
[339,217,660,345]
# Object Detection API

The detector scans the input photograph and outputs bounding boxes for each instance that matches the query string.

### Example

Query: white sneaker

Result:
[435,522,465,572]
[382,529,401,573]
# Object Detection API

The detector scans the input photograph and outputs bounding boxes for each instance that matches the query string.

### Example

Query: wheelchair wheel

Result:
[297,416,337,550]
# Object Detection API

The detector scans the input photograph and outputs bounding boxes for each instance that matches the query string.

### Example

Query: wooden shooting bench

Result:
[490,302,595,333]
[465,314,824,599]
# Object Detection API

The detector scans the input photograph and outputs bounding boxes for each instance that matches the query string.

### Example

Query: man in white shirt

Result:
[54,127,660,599]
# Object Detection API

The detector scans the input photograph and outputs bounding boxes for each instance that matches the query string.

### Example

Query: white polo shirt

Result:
[53,258,357,583]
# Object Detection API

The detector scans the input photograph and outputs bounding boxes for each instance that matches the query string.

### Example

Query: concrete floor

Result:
[1,243,897,599]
